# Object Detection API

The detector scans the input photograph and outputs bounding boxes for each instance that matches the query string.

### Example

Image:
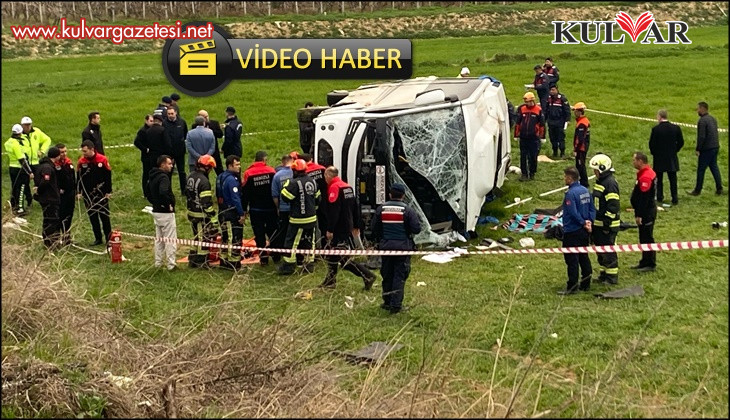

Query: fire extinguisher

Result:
[208,234,222,262]
[109,230,123,263]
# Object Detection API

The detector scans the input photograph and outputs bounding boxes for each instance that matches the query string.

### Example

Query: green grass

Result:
[2,24,728,418]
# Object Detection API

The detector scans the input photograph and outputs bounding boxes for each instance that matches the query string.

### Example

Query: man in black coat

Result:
[649,109,684,205]
[34,147,63,249]
[163,107,188,195]
[81,111,104,155]
[222,106,243,160]
[688,101,723,196]
[133,114,155,199]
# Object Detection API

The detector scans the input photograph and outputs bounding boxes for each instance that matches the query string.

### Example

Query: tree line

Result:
[2,1,512,24]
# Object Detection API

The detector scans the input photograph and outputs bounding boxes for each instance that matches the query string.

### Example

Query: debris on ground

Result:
[519,237,536,248]
[294,290,313,300]
[338,341,404,365]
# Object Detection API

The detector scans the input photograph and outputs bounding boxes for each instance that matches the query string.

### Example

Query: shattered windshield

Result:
[392,105,467,222]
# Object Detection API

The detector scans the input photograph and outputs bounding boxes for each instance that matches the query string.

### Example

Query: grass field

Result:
[2,19,729,418]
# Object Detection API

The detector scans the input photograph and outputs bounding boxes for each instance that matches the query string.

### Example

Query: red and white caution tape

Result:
[586,108,728,133]
[119,231,728,257]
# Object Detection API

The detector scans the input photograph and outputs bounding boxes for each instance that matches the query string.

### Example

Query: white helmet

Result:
[20,116,32,125]
[589,153,613,173]
[11,124,23,134]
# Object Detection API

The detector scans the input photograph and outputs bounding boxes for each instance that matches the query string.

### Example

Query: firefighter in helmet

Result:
[589,153,620,285]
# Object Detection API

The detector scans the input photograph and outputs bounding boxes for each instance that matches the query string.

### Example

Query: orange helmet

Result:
[291,159,307,172]
[571,102,586,110]
[289,151,301,159]
[197,154,216,168]
[523,92,536,101]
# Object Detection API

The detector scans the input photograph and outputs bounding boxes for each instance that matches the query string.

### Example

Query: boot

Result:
[277,262,296,275]
[579,275,591,291]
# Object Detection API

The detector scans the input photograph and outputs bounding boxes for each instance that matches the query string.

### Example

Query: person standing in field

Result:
[222,106,243,161]
[54,143,76,246]
[185,155,218,268]
[163,107,188,195]
[148,155,178,271]
[514,91,545,181]
[571,101,591,188]
[545,83,571,159]
[134,114,155,200]
[371,183,422,313]
[76,140,112,247]
[649,109,684,205]
[21,116,52,209]
[81,111,104,155]
[558,167,595,295]
[687,101,723,196]
[270,154,294,263]
[543,57,559,84]
[194,110,225,175]
[5,124,33,216]
[33,146,63,249]
[216,155,245,270]
[185,115,216,174]
[241,151,278,266]
[630,152,658,272]
[589,153,620,285]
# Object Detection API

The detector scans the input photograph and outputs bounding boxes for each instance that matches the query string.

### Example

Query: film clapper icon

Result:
[179,40,216,76]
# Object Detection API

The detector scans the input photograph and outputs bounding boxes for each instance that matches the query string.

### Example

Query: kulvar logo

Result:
[552,11,691,45]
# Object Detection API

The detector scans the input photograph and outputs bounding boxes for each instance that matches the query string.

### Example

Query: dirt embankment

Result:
[2,2,726,60]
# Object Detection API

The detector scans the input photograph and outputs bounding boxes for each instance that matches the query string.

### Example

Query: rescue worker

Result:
[222,106,243,161]
[185,155,218,268]
[528,64,550,111]
[371,183,422,314]
[21,116,52,208]
[216,155,245,270]
[278,159,320,275]
[543,57,560,84]
[153,96,171,119]
[571,102,591,187]
[589,153,620,285]
[270,154,294,263]
[163,107,188,195]
[54,143,76,246]
[33,146,63,249]
[630,152,657,272]
[76,140,112,247]
[194,110,224,175]
[514,91,545,181]
[320,166,376,290]
[302,153,328,246]
[4,124,33,216]
[241,151,278,266]
[148,155,178,271]
[81,111,104,155]
[545,83,571,158]
[133,114,154,199]
[558,167,595,295]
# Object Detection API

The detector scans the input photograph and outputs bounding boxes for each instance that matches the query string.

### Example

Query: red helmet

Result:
[291,159,307,172]
[289,151,301,160]
[197,154,216,168]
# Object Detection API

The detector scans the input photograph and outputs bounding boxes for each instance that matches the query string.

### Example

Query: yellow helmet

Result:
[523,92,536,101]
[571,101,586,110]
[589,153,613,173]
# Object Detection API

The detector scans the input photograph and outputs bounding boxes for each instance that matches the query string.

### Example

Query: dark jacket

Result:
[133,124,150,162]
[186,169,216,220]
[325,176,359,240]
[573,115,590,153]
[515,104,545,140]
[146,123,171,164]
[222,115,243,158]
[82,123,104,155]
[216,170,244,219]
[34,157,60,205]
[371,200,422,250]
[280,172,320,227]
[148,168,175,213]
[241,161,276,212]
[543,64,559,84]
[546,93,571,126]
[562,181,595,233]
[163,116,188,157]
[630,166,657,221]
[533,72,550,102]
[54,157,76,198]
[77,152,112,199]
[592,171,620,230]
[696,113,719,151]
[649,120,684,172]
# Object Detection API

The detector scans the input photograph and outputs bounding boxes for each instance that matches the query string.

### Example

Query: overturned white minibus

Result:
[307,76,512,245]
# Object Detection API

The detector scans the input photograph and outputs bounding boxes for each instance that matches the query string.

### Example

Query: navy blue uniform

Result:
[372,199,422,311]
[562,181,596,292]
[216,170,244,269]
